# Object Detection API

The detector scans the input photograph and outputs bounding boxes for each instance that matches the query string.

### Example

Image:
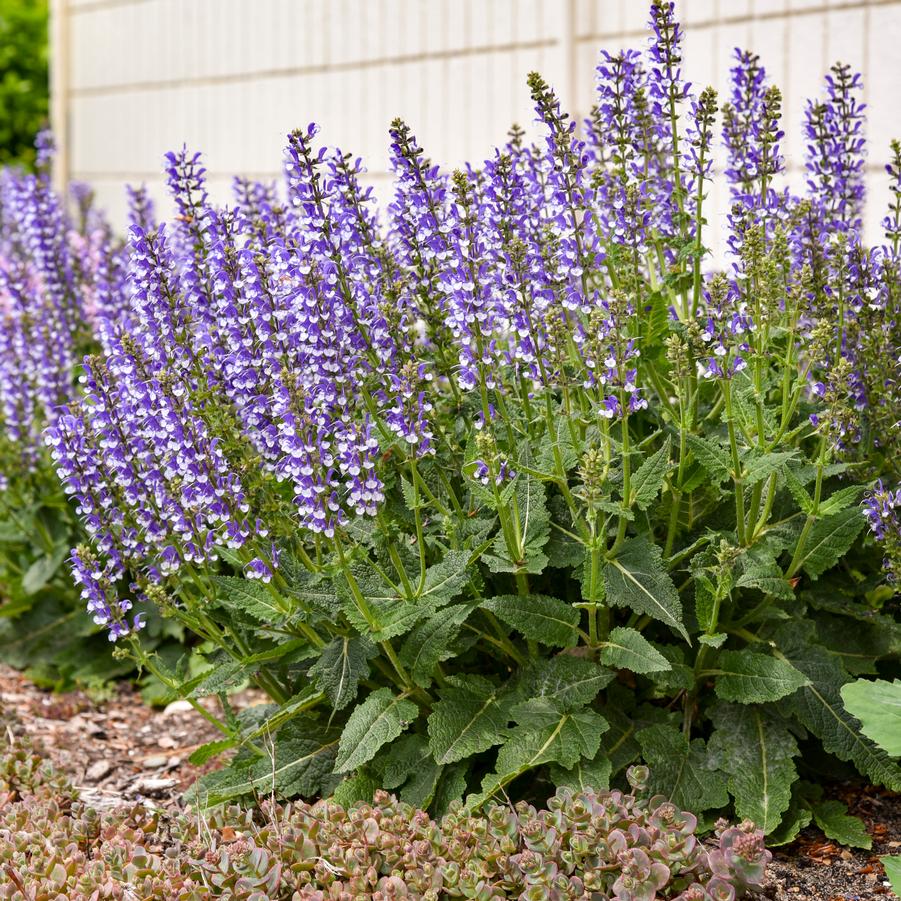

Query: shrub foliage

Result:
[0,1,899,841]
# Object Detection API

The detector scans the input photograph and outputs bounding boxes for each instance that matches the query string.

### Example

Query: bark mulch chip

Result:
[0,664,898,899]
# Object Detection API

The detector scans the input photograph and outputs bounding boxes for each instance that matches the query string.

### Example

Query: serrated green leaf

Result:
[399,600,480,688]
[188,738,237,766]
[743,450,797,486]
[401,477,426,509]
[840,679,901,757]
[309,636,377,711]
[536,414,579,474]
[710,649,810,704]
[799,507,865,580]
[332,771,380,806]
[428,674,514,765]
[812,799,872,849]
[631,438,672,510]
[636,724,729,813]
[521,655,614,708]
[188,659,249,698]
[484,472,550,574]
[334,688,418,773]
[736,557,795,601]
[699,632,728,648]
[550,750,612,793]
[687,434,731,484]
[709,703,799,834]
[818,485,861,517]
[188,720,338,806]
[211,574,289,622]
[600,627,671,674]
[784,467,814,513]
[606,537,687,640]
[473,705,607,807]
[777,626,901,791]
[767,790,814,846]
[373,733,442,809]
[482,594,579,647]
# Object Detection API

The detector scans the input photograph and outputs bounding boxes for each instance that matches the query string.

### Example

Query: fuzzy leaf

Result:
[605,537,687,640]
[711,649,810,704]
[630,438,672,510]
[22,545,68,595]
[637,724,729,813]
[736,556,795,601]
[399,600,480,688]
[334,688,418,773]
[743,450,797,486]
[188,738,236,766]
[374,734,442,809]
[521,655,614,708]
[798,507,865,580]
[601,627,671,674]
[482,594,580,647]
[840,679,901,757]
[777,626,901,791]
[428,675,514,765]
[211,575,289,622]
[818,485,862,517]
[687,434,731,484]
[189,720,338,806]
[550,751,613,793]
[783,467,814,514]
[484,472,550,574]
[709,703,799,834]
[473,704,607,806]
[188,660,249,698]
[812,799,872,849]
[309,636,377,711]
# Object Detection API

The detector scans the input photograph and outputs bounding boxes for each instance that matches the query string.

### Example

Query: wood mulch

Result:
[0,664,898,900]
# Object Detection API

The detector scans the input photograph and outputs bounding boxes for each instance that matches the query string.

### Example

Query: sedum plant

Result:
[0,741,768,901]
[1,0,897,836]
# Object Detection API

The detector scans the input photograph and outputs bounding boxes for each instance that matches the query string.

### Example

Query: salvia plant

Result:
[0,735,769,901]
[0,135,178,688]
[0,0,899,842]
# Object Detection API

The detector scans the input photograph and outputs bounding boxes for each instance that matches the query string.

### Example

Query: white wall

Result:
[51,0,901,248]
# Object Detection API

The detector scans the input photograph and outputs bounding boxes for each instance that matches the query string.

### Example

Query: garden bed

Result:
[2,664,897,900]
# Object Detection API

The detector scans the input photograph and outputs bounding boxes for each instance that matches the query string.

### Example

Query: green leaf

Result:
[374,734,442,809]
[736,556,795,601]
[338,556,468,641]
[687,434,732,484]
[636,724,729,813]
[818,485,862,517]
[881,856,901,895]
[428,674,514,765]
[550,751,612,793]
[473,703,607,806]
[799,507,865,580]
[400,477,426,510]
[605,537,687,640]
[743,450,797,486]
[777,626,901,791]
[812,799,872,849]
[711,649,810,704]
[784,467,814,514]
[484,472,550,574]
[399,600,480,688]
[309,636,377,711]
[188,720,339,806]
[767,790,814,846]
[334,688,418,773]
[709,703,799,834]
[520,656,614,708]
[630,437,672,510]
[332,771,380,806]
[840,679,901,756]
[188,738,236,766]
[699,633,728,648]
[600,627,671,674]
[22,545,68,595]
[188,659,250,698]
[211,575,289,622]
[482,594,579,647]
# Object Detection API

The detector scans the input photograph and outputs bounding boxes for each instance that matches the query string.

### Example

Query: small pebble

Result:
[85,760,113,782]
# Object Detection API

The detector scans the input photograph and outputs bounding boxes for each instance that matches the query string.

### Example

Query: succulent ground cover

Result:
[0,0,899,869]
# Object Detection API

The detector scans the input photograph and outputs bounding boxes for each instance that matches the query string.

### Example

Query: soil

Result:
[0,663,898,900]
